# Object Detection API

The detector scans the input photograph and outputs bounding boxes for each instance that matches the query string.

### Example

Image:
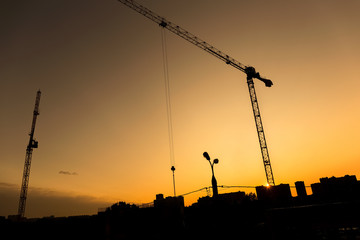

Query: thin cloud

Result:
[59,171,78,176]
[0,182,18,188]
[0,182,113,218]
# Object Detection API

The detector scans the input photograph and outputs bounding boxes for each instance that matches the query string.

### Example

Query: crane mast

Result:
[118,0,275,186]
[18,90,41,218]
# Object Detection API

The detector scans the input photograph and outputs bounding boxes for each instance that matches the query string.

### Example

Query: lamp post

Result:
[203,152,219,197]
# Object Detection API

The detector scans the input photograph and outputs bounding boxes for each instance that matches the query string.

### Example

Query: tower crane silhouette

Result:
[18,90,41,218]
[118,0,275,186]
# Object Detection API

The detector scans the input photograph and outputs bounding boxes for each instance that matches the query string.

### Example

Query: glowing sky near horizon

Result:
[1,0,360,218]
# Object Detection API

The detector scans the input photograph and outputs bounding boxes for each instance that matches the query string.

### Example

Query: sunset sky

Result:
[1,0,360,218]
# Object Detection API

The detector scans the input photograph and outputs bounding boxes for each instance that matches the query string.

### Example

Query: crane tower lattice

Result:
[18,90,41,218]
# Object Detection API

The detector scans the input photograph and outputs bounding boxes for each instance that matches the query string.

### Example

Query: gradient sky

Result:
[1,0,360,218]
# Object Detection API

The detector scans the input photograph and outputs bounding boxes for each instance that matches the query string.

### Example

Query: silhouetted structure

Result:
[265,200,360,239]
[18,90,41,219]
[154,194,184,213]
[202,152,219,197]
[311,175,360,202]
[196,191,246,207]
[256,176,360,239]
[218,191,246,205]
[256,184,292,205]
[295,181,307,197]
[154,194,184,234]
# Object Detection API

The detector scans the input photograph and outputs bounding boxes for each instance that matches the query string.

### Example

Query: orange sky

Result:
[1,0,360,218]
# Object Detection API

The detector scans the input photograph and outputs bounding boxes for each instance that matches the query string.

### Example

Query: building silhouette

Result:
[311,175,360,201]
[295,181,307,198]
[195,191,246,207]
[256,184,292,206]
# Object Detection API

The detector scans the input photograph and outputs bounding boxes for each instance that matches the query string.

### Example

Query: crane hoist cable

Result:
[161,28,176,196]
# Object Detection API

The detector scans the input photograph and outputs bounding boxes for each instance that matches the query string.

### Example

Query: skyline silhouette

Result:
[3,174,360,239]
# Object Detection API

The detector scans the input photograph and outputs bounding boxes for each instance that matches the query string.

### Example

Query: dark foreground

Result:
[2,199,360,240]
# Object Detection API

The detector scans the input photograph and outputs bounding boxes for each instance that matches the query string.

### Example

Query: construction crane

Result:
[118,0,275,186]
[18,90,41,218]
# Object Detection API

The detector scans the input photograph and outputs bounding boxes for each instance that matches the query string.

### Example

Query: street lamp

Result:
[203,152,219,197]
